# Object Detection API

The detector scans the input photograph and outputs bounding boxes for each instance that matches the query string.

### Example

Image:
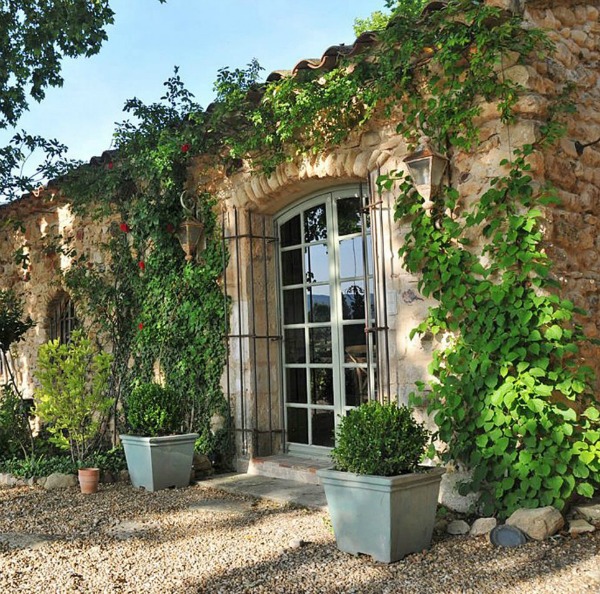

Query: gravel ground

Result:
[0,482,599,594]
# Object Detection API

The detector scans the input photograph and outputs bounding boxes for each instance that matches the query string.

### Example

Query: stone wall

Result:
[526,1,600,383]
[0,193,112,399]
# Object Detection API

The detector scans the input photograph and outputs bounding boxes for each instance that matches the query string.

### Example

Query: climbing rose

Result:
[119,222,130,233]
[138,322,144,331]
[181,143,190,153]
[138,261,145,271]
[166,223,175,233]
[107,162,114,170]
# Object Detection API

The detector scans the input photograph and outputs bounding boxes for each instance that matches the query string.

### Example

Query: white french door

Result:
[276,186,376,454]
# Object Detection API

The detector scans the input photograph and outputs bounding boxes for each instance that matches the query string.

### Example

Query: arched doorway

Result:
[276,185,376,455]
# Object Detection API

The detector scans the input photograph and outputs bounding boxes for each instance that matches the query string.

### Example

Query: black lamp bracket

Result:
[574,135,600,156]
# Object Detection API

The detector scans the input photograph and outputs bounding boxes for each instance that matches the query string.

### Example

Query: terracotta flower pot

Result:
[78,467,100,494]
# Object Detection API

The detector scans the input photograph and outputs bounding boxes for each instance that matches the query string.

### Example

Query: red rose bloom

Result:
[138,261,145,271]
[181,143,190,153]
[138,322,144,331]
[166,223,175,233]
[107,162,114,170]
[119,222,130,233]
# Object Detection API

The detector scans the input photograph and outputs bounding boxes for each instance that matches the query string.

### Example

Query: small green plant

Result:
[85,446,127,474]
[331,401,429,476]
[35,329,113,463]
[124,382,185,437]
[0,454,78,478]
[0,385,32,460]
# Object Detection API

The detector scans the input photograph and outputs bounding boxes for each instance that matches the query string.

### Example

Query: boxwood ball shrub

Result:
[125,382,184,437]
[331,401,429,476]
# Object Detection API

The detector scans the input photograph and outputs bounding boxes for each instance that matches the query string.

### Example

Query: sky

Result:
[1,0,387,166]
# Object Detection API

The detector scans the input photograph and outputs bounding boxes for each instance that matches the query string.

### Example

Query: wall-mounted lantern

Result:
[403,137,448,215]
[176,190,205,262]
[176,218,204,262]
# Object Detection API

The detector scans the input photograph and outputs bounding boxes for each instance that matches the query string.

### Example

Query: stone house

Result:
[0,0,598,479]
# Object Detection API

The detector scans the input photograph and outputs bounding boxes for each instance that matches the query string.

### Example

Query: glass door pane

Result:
[278,187,374,451]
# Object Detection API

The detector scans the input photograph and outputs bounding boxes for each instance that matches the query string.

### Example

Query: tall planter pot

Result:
[317,466,445,563]
[120,433,199,492]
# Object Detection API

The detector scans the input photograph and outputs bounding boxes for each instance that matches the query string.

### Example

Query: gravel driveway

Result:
[0,482,598,593]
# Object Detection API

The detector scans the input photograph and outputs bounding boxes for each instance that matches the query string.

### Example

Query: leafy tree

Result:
[0,0,114,128]
[34,330,113,463]
[0,0,165,200]
[353,10,391,36]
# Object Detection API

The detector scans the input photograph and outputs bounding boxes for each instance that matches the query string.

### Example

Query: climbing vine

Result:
[373,4,599,516]
[60,72,230,461]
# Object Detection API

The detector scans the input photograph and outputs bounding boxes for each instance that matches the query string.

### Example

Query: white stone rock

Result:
[506,506,565,541]
[43,473,77,490]
[573,503,600,525]
[470,517,497,537]
[438,466,479,514]
[569,519,596,535]
[0,473,19,488]
[447,520,470,535]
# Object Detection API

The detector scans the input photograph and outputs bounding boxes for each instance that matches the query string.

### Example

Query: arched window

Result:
[49,293,77,344]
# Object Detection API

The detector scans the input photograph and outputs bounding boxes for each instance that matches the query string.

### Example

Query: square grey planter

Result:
[317,466,445,563]
[120,433,199,492]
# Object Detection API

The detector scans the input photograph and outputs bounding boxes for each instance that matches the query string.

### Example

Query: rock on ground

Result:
[506,506,565,541]
[447,519,471,535]
[573,502,600,526]
[470,517,497,537]
[43,473,77,490]
[569,519,596,535]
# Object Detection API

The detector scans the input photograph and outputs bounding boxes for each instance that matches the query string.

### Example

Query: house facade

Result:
[1,0,598,473]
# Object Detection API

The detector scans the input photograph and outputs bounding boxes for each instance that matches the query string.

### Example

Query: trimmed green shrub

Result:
[331,401,429,476]
[124,382,184,436]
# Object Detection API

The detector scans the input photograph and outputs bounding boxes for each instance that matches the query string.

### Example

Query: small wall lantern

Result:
[176,217,204,262]
[403,137,448,214]
[176,190,205,262]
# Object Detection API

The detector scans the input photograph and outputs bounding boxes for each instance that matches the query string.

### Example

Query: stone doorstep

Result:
[247,455,332,486]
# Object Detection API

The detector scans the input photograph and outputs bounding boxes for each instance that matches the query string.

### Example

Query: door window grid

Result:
[278,188,375,450]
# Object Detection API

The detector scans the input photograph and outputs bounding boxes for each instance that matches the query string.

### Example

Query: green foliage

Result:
[124,382,184,437]
[60,71,231,461]
[0,447,126,478]
[0,288,35,350]
[34,330,113,462]
[0,0,115,128]
[0,454,78,478]
[387,143,599,517]
[85,446,127,474]
[0,385,31,460]
[331,401,429,476]
[353,11,391,37]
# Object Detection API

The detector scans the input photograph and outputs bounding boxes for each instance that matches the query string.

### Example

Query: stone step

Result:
[247,455,331,485]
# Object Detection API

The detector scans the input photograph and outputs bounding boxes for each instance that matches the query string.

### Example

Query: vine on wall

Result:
[372,3,599,516]
[60,73,231,460]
